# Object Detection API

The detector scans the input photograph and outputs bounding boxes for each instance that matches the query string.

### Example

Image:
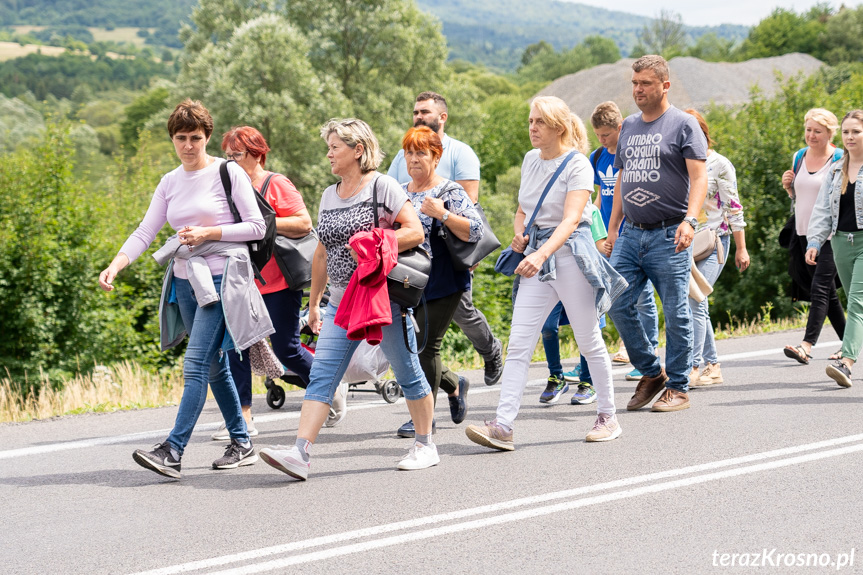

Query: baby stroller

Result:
[264,293,402,408]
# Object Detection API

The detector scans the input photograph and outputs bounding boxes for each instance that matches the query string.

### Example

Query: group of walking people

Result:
[98,53,860,481]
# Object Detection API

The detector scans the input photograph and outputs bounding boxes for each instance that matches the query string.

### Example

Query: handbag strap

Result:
[220,160,241,224]
[371,176,380,228]
[524,150,577,232]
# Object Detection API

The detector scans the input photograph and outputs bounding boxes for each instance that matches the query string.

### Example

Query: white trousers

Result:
[496,249,615,428]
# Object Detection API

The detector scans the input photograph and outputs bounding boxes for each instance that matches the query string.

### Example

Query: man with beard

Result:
[388,92,503,428]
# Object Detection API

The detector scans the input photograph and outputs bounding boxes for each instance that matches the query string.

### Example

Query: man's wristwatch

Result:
[442,210,450,222]
[683,216,698,230]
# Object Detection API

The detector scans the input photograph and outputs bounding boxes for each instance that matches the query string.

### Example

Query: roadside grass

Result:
[0,303,813,423]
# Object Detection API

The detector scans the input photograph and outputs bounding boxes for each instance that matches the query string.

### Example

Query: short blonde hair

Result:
[531,96,589,155]
[804,108,839,138]
[591,101,623,130]
[320,118,383,173]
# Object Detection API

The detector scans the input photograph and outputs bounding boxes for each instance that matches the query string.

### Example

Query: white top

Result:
[518,149,594,229]
[794,153,835,236]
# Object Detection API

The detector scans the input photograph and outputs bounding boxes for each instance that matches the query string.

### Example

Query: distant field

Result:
[0,41,65,61]
[9,25,155,47]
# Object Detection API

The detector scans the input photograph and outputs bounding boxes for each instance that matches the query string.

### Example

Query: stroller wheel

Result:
[381,379,402,404]
[266,382,286,409]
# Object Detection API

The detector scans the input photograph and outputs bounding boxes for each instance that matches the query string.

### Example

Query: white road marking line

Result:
[130,432,863,575]
[0,340,841,461]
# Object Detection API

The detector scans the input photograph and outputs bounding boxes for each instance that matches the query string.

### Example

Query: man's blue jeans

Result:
[690,235,730,366]
[304,301,431,404]
[609,223,693,392]
[168,276,249,454]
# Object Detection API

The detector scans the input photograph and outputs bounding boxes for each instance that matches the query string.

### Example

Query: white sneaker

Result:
[211,418,258,441]
[259,445,310,480]
[397,442,440,471]
[324,383,348,428]
[585,413,622,442]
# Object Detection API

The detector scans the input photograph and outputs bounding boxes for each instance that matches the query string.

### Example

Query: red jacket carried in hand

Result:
[334,228,398,344]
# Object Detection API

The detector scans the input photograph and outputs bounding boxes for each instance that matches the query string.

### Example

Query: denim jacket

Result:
[806,162,863,253]
[524,222,628,319]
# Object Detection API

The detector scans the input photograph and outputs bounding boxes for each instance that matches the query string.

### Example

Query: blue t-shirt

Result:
[387,134,480,184]
[590,146,618,231]
[614,106,708,225]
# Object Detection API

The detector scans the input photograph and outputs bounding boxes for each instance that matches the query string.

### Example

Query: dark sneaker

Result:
[212,439,258,469]
[651,388,691,412]
[826,361,853,388]
[397,419,437,438]
[539,374,569,404]
[484,340,503,386]
[448,376,470,424]
[626,369,668,410]
[465,419,514,451]
[133,441,181,479]
[571,383,597,404]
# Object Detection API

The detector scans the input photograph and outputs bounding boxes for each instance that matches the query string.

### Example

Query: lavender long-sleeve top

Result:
[119,158,265,279]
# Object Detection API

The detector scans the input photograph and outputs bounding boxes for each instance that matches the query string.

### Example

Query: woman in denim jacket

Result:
[464,96,626,451]
[806,110,863,387]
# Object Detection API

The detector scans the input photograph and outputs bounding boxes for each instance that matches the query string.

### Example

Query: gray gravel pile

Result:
[536,53,825,120]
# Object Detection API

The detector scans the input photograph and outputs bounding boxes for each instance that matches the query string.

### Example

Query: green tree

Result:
[178,13,348,208]
[686,32,737,62]
[821,6,863,65]
[120,85,170,153]
[735,8,826,60]
[474,95,531,191]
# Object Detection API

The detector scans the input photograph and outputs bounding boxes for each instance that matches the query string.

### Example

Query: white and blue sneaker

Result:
[539,375,569,404]
[571,383,597,405]
[625,368,642,381]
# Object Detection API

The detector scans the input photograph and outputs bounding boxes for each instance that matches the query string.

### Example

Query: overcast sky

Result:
[568,1,860,26]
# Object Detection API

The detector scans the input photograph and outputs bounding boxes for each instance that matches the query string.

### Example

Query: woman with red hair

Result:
[396,125,484,437]
[213,126,315,439]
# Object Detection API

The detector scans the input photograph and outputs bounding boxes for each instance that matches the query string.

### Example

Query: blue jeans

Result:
[167,276,248,454]
[304,301,431,404]
[609,223,693,392]
[690,235,730,366]
[543,301,604,383]
[228,288,313,405]
[636,280,660,352]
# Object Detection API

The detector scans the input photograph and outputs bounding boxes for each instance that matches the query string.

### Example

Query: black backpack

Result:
[219,160,277,285]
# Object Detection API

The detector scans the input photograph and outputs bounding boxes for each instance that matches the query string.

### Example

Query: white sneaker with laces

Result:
[585,413,622,442]
[211,418,258,441]
[260,445,310,480]
[397,442,440,471]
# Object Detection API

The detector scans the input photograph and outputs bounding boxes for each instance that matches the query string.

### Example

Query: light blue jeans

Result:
[690,235,731,367]
[304,301,431,404]
[167,276,248,454]
[609,223,693,392]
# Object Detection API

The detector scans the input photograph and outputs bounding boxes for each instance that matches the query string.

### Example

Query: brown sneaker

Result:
[651,388,691,412]
[688,366,700,386]
[626,369,668,411]
[692,362,723,387]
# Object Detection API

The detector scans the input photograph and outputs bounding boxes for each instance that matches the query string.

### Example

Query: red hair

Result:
[221,126,271,167]
[401,126,443,162]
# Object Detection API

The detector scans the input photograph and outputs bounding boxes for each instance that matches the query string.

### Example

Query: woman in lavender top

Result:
[685,110,750,387]
[98,100,266,478]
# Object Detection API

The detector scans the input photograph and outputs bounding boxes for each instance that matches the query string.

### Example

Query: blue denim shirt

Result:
[807,162,863,253]
[524,222,628,319]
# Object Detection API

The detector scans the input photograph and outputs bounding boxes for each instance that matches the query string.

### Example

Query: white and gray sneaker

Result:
[212,439,258,469]
[133,441,181,479]
[397,442,440,471]
[211,419,258,441]
[260,445,310,481]
[324,383,348,428]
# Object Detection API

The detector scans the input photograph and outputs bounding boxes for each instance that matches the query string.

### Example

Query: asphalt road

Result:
[2,328,862,575]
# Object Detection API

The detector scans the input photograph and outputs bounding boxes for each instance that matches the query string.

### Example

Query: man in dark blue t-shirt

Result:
[605,55,708,413]
[588,102,659,385]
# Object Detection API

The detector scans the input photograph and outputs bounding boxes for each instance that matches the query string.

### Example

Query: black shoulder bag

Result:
[435,183,501,270]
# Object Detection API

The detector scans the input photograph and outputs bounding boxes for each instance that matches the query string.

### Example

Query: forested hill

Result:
[1,0,748,69]
[414,0,748,69]
[0,0,197,46]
